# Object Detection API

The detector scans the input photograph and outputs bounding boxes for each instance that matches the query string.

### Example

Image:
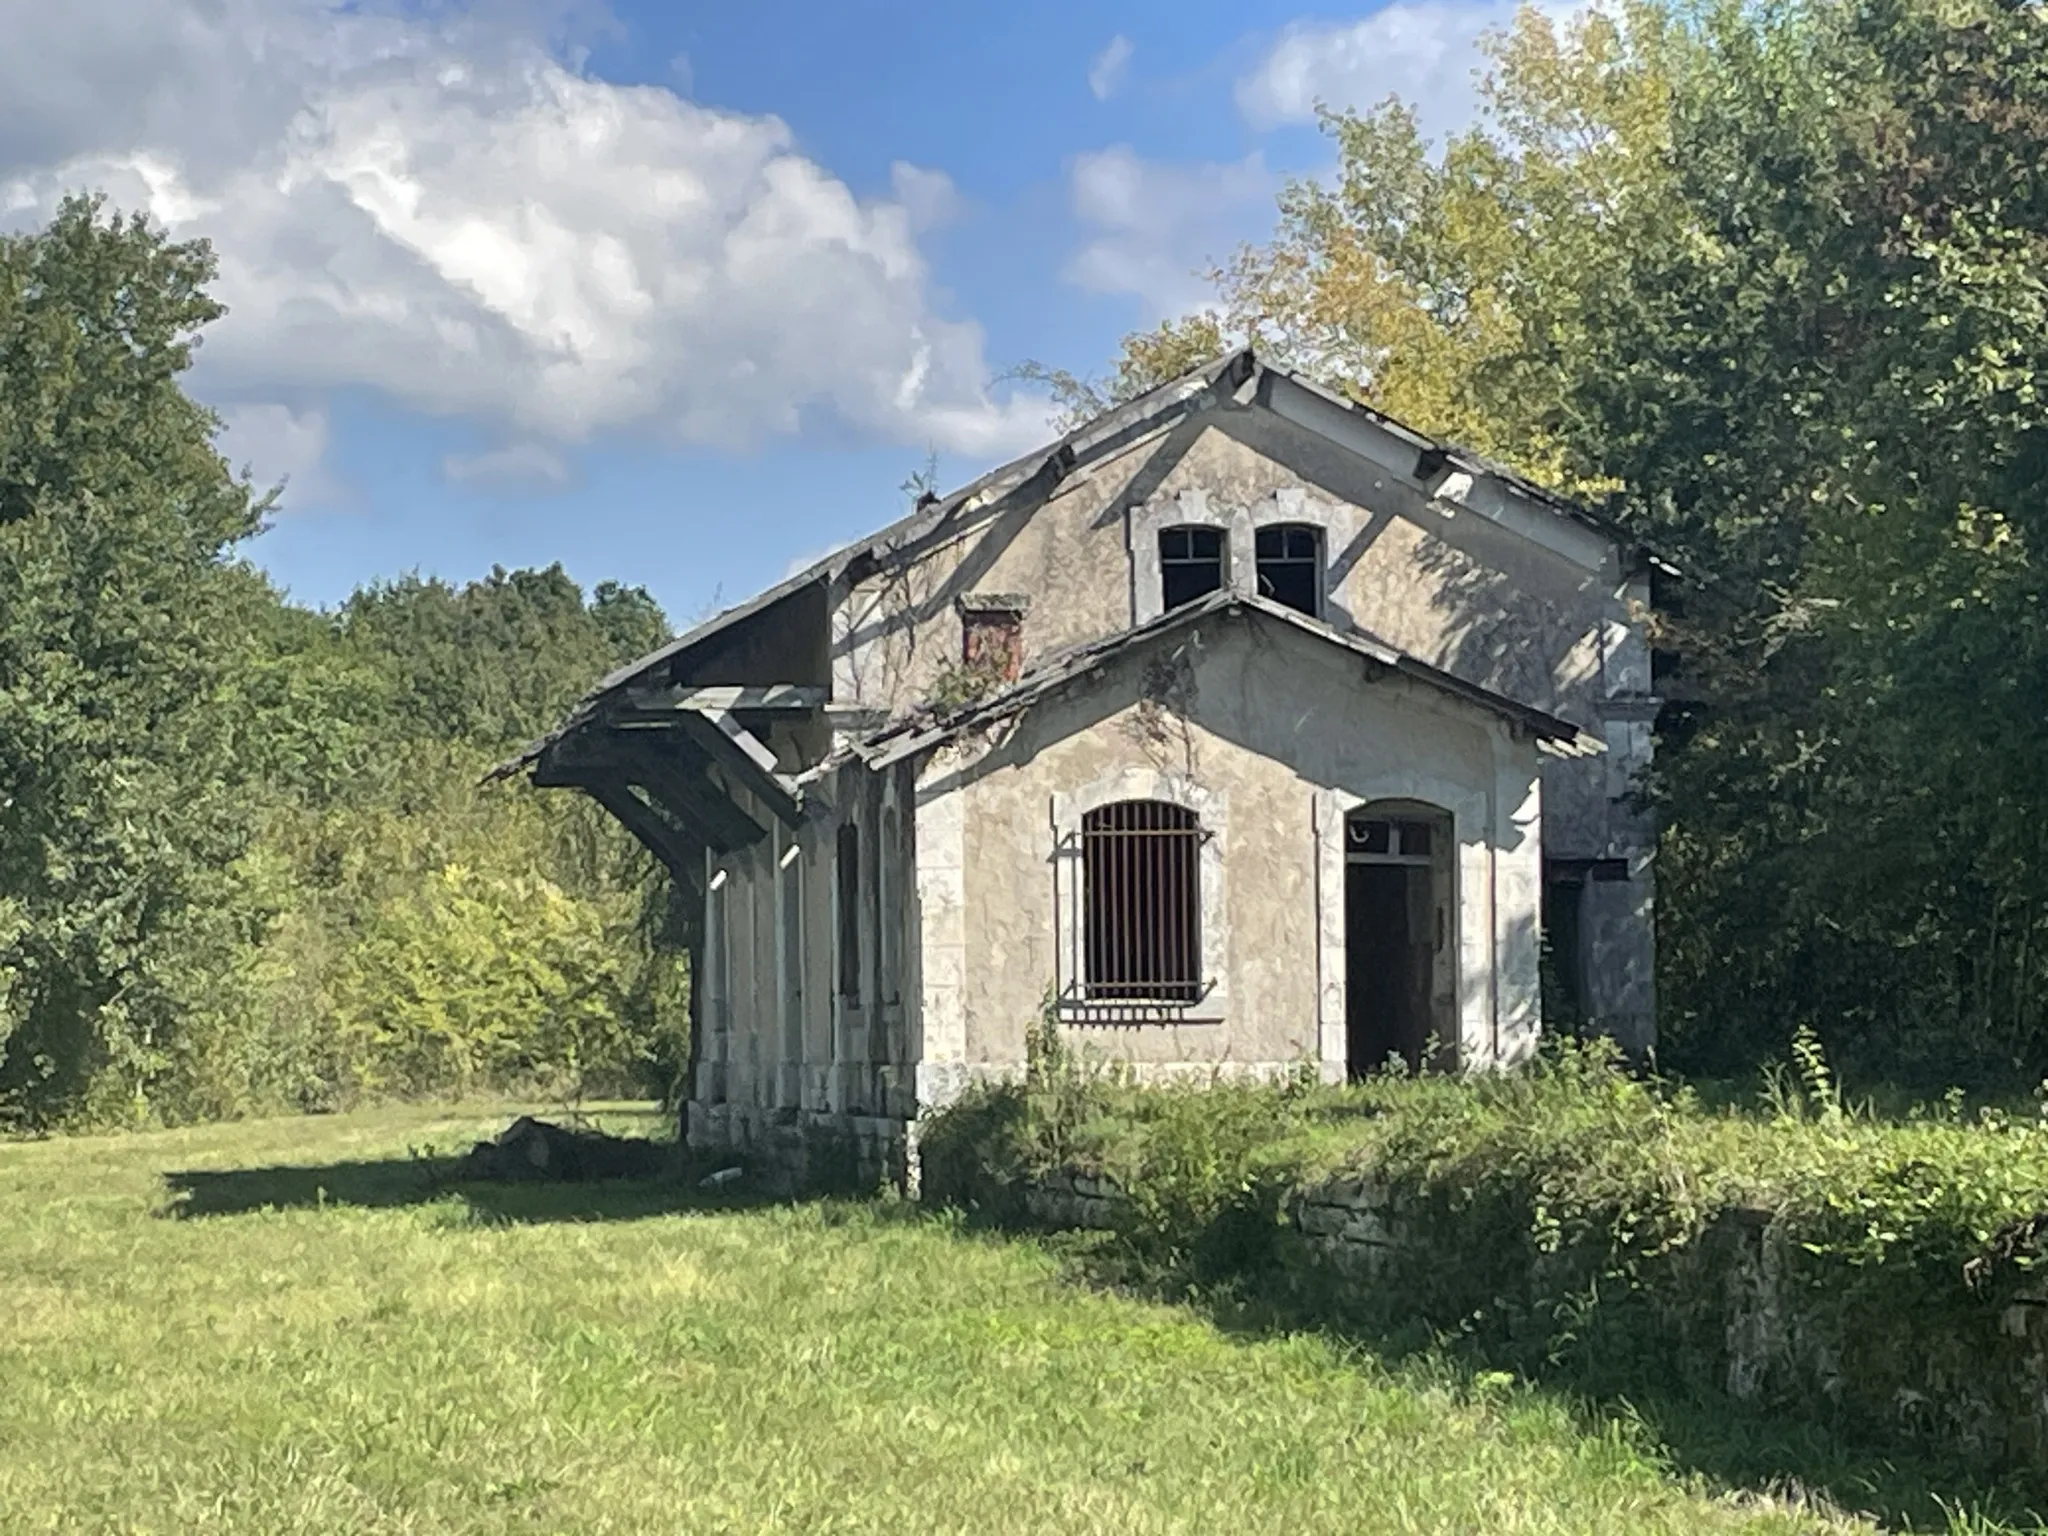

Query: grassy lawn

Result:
[0,1104,1875,1535]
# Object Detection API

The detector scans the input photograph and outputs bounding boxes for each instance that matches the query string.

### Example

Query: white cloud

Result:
[889,161,962,233]
[443,442,573,492]
[215,402,343,510]
[1063,146,1274,320]
[1062,2,1583,322]
[0,0,1053,484]
[1088,35,1134,101]
[1236,0,1542,143]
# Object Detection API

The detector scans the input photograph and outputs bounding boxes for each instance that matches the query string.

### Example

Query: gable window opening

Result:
[836,820,862,1005]
[958,597,1028,684]
[1256,524,1323,617]
[1159,526,1226,611]
[1082,799,1206,1008]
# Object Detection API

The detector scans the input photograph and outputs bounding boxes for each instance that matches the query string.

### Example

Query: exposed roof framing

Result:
[850,589,1604,773]
[663,709,802,828]
[532,728,770,852]
[621,684,826,713]
[492,344,1646,795]
[566,346,1652,709]
[580,780,701,881]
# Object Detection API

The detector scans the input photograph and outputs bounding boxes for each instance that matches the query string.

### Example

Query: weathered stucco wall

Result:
[836,406,1645,847]
[829,399,1653,1049]
[688,759,920,1189]
[910,608,1545,1096]
[686,386,1655,1174]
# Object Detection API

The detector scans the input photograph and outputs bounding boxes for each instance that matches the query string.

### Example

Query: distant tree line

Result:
[1066,0,2048,1086]
[0,198,687,1129]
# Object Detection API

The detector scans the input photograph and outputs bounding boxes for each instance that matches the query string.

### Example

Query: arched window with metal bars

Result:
[1082,799,1205,1004]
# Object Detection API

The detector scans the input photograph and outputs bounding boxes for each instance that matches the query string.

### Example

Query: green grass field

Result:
[0,1103,1882,1534]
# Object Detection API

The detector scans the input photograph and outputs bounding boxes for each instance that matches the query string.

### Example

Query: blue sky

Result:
[2,0,1527,628]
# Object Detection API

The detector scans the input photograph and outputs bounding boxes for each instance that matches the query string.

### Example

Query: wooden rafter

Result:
[581,781,700,882]
[535,731,769,852]
[621,684,826,713]
[609,733,771,851]
[665,708,803,828]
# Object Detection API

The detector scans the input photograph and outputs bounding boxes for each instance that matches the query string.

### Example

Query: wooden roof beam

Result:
[581,781,701,883]
[667,708,803,828]
[536,732,770,852]
[621,684,827,713]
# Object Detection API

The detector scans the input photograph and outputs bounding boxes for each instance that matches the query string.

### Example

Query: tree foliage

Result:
[0,197,684,1128]
[1097,0,2048,1082]
[0,199,266,1121]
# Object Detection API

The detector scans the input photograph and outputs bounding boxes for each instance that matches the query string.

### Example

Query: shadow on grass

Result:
[158,1148,796,1225]
[153,1146,2043,1531]
[1039,1229,2048,1536]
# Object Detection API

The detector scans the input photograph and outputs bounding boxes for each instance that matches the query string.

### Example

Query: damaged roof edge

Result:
[538,341,1645,765]
[853,590,1601,773]
[585,348,1258,704]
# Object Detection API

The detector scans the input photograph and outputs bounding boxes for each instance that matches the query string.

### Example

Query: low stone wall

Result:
[687,1099,908,1193]
[1287,1179,1405,1274]
[1021,1170,1130,1230]
[996,1165,2048,1475]
[1015,1167,1408,1269]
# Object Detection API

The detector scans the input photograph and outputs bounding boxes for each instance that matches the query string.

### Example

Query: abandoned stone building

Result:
[505,349,1661,1185]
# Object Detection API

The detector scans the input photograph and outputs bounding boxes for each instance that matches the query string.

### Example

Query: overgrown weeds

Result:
[922,1021,2048,1506]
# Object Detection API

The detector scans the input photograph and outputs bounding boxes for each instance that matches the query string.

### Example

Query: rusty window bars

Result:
[1079,799,1207,1008]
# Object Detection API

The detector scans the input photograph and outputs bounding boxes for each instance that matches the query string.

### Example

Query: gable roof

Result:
[588,346,1650,703]
[842,589,1604,774]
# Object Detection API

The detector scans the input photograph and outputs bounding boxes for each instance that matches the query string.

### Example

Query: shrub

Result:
[920,1029,2048,1472]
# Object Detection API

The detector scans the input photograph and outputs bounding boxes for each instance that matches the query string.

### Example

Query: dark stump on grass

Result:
[454,1115,669,1183]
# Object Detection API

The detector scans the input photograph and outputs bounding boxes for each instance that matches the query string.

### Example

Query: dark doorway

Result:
[1346,864,1433,1075]
[1345,810,1445,1077]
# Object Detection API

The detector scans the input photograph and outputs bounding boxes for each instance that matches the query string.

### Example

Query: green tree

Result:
[0,196,688,1126]
[1083,0,2048,1081]
[0,196,267,1123]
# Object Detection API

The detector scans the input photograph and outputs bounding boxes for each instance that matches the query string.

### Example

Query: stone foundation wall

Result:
[998,1166,2048,1473]
[1021,1170,1129,1230]
[687,1099,908,1194]
[1017,1169,1405,1273]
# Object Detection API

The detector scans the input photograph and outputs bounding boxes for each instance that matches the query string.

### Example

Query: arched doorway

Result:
[1345,803,1454,1076]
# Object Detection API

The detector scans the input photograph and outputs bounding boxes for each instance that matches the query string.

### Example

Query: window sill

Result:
[1056,1005,1227,1028]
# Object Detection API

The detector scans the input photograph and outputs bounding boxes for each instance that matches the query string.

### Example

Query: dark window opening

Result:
[879,808,901,1007]
[1159,526,1225,611]
[1541,866,1588,1032]
[836,820,862,1003]
[1347,818,1433,861]
[1083,800,1203,1003]
[1255,523,1322,616]
[959,596,1028,682]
